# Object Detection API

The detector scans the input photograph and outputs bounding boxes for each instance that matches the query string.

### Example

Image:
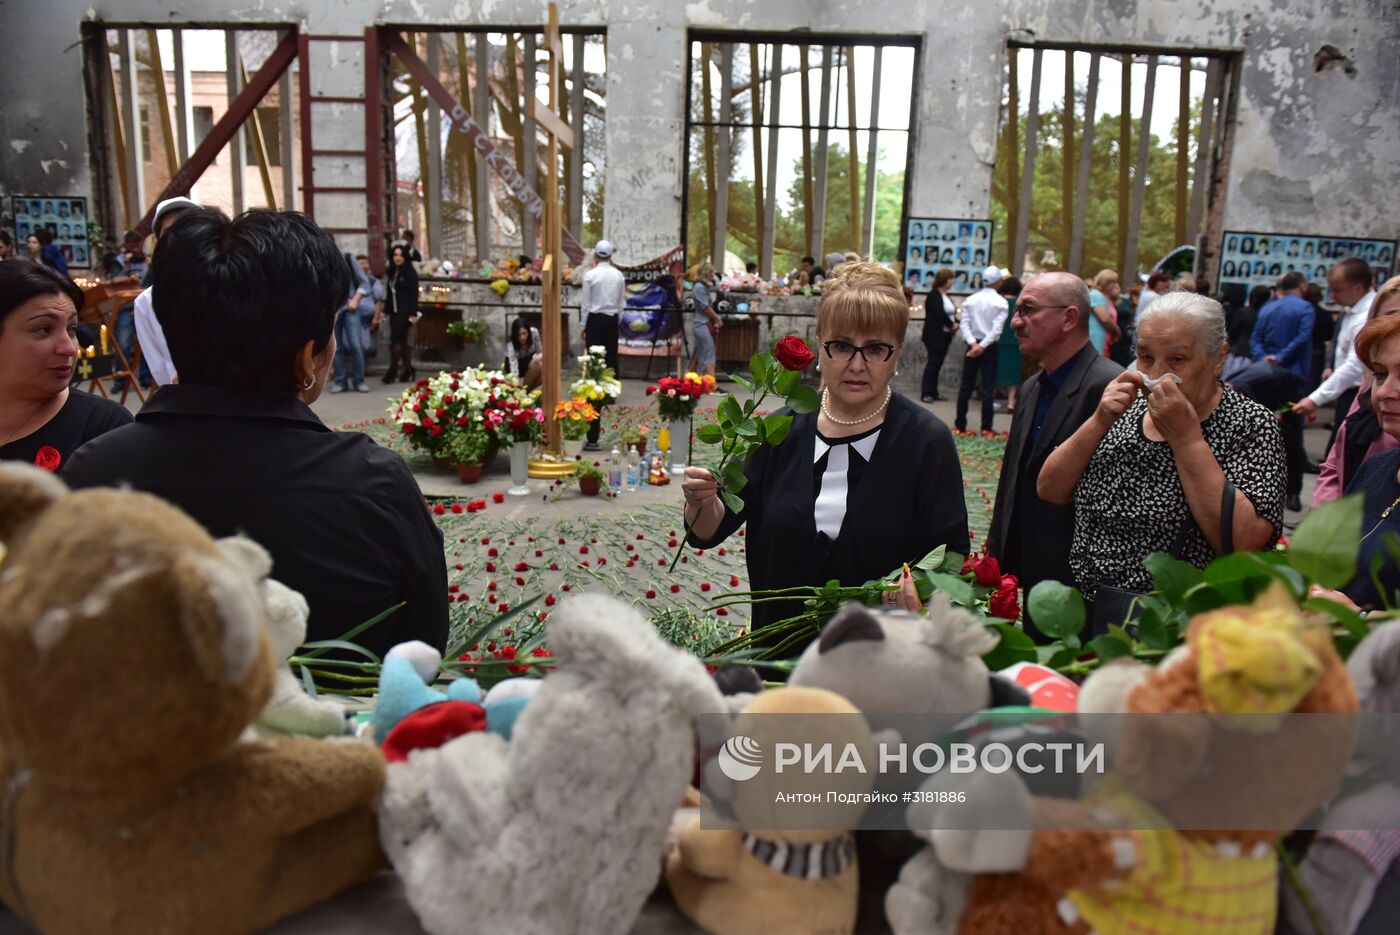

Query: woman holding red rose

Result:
[0,262,131,471]
[684,262,970,640]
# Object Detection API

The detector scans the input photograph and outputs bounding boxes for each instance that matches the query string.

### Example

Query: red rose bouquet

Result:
[646,371,717,421]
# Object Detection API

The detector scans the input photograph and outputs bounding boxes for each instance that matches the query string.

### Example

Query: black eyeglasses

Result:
[1013,303,1071,319]
[822,340,900,362]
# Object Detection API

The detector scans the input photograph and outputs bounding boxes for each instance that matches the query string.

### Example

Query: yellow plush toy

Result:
[667,686,876,935]
[0,464,387,934]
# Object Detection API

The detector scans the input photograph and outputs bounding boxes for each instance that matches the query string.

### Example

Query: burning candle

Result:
[85,345,96,359]
[99,324,110,355]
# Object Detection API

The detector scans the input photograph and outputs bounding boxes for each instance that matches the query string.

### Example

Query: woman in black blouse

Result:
[1039,291,1285,605]
[682,262,970,633]
[383,244,420,384]
[0,261,131,471]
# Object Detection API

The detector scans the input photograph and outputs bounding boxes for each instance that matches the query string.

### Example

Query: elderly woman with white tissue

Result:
[1037,291,1286,624]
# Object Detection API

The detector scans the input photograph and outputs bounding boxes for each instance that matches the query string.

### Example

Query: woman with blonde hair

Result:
[689,260,722,377]
[1314,274,1400,505]
[682,262,969,637]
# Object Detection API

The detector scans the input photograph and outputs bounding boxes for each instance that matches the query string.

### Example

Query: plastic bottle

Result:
[638,451,650,489]
[626,448,640,491]
[608,445,623,489]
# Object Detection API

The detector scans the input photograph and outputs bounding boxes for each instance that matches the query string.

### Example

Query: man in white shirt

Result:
[1293,257,1377,453]
[132,196,200,386]
[955,264,1010,434]
[579,239,625,373]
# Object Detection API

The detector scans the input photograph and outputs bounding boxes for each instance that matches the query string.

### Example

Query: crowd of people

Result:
[1,201,1395,660]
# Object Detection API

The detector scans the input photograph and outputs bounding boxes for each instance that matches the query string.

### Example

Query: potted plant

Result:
[573,459,607,496]
[443,425,491,484]
[553,397,598,458]
[484,391,546,496]
[620,423,650,457]
[446,317,488,345]
[645,371,717,473]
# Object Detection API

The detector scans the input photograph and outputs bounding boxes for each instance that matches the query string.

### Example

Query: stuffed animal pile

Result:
[886,584,1359,935]
[378,593,724,935]
[0,463,386,935]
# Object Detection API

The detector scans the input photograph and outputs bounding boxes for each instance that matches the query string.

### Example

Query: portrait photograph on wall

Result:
[1218,229,1394,301]
[11,195,90,268]
[903,217,993,295]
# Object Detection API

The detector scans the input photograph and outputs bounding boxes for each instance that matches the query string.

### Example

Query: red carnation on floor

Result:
[493,492,505,503]
[432,503,446,515]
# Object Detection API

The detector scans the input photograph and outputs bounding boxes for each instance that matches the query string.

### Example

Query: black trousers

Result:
[921,337,950,399]
[584,314,620,373]
[955,344,1000,431]
[583,314,619,445]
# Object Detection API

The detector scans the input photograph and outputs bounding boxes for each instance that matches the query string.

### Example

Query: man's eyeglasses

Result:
[822,340,900,362]
[1012,303,1071,319]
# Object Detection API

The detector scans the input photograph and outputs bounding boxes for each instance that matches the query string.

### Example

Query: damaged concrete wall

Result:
[0,0,1395,267]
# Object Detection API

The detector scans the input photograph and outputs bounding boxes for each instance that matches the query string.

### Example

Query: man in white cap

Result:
[579,240,625,448]
[131,196,201,387]
[954,264,1010,435]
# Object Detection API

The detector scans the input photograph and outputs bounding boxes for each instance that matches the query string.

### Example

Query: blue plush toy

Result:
[371,641,539,744]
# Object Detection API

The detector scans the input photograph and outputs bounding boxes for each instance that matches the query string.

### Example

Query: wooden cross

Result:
[530,3,570,462]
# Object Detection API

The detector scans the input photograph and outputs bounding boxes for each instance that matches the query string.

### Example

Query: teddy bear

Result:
[667,684,878,935]
[377,592,724,935]
[886,584,1359,935]
[0,463,387,935]
[249,578,353,739]
[1284,619,1400,935]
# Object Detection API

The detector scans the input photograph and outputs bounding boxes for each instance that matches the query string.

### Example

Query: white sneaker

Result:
[329,385,345,394]
[355,383,370,393]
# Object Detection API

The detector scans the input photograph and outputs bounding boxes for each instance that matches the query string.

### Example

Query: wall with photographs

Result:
[11,197,90,268]
[1218,230,1395,300]
[904,218,994,295]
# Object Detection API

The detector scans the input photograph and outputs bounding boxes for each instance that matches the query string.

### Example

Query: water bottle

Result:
[626,448,640,491]
[608,445,623,489]
[638,451,650,489]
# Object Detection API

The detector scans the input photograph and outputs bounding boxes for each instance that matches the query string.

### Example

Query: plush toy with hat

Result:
[887,584,1358,935]
[249,578,353,739]
[1285,619,1400,935]
[378,593,723,935]
[667,685,877,935]
[0,463,386,934]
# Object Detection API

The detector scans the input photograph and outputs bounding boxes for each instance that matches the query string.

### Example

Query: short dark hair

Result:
[1333,257,1375,290]
[801,255,815,265]
[1277,271,1306,291]
[1146,270,1172,289]
[0,260,84,331]
[745,261,757,273]
[0,231,12,249]
[153,209,351,396]
[402,229,415,240]
[35,228,54,246]
[998,276,1024,297]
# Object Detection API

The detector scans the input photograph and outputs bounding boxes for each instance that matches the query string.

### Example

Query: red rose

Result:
[773,335,816,372]
[989,583,1020,621]
[972,553,1001,587]
[33,446,61,472]
[646,386,657,396]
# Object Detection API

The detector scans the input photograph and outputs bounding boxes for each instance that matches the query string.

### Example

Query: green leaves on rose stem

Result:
[763,413,793,445]
[750,353,773,387]
[721,458,749,493]
[720,490,745,514]
[717,394,744,430]
[1026,580,1085,639]
[1144,553,1203,604]
[775,368,802,397]
[787,384,820,413]
[982,622,1038,670]
[695,422,724,444]
[1288,494,1363,589]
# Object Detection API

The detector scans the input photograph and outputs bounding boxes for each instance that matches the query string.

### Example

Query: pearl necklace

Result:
[821,387,892,426]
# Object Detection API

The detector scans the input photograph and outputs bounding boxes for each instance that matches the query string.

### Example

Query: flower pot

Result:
[562,437,584,458]
[432,454,455,471]
[508,440,531,496]
[578,475,601,496]
[456,462,483,484]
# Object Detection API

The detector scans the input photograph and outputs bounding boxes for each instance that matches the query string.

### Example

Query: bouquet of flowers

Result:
[388,367,530,455]
[552,398,599,441]
[569,346,622,407]
[484,399,546,445]
[646,371,717,421]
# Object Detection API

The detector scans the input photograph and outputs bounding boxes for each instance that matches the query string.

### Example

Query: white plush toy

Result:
[248,579,349,738]
[378,593,725,935]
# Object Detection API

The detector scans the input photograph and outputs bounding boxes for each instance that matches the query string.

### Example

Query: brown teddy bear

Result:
[667,685,877,935]
[890,584,1359,935]
[0,463,387,934]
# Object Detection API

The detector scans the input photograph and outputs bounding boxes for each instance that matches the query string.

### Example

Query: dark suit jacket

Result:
[986,342,1122,631]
